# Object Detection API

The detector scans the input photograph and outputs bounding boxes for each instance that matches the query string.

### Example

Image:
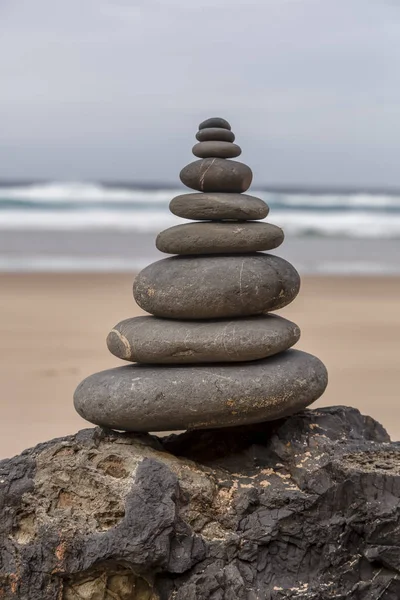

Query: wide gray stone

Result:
[199,117,231,130]
[192,141,241,159]
[107,314,300,364]
[74,349,328,431]
[169,192,269,221]
[133,254,300,319]
[156,222,284,254]
[180,158,252,193]
[196,127,235,142]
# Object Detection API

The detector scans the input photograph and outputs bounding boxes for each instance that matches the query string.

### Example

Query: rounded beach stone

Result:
[199,117,231,130]
[73,349,328,431]
[156,222,284,254]
[192,141,242,159]
[170,192,269,221]
[180,158,252,193]
[196,128,235,143]
[107,314,300,364]
[133,254,300,319]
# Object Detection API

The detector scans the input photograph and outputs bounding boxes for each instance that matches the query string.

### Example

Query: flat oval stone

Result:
[156,222,284,254]
[192,141,242,159]
[74,349,328,431]
[199,117,231,130]
[180,158,252,193]
[133,254,300,319]
[196,128,235,143]
[107,314,300,364]
[170,192,269,221]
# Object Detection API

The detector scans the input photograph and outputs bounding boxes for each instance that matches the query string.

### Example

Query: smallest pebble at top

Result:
[198,117,231,131]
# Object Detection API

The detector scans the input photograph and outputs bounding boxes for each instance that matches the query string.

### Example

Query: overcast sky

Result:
[1,0,399,187]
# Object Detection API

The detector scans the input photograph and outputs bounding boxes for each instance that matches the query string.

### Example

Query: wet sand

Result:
[0,273,399,459]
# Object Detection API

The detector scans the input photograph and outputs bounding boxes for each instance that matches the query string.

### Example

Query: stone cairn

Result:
[74,117,328,432]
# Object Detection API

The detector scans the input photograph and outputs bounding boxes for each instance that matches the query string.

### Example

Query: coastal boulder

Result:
[0,407,398,599]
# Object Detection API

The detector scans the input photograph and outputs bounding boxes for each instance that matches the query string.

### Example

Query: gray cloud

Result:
[0,0,399,186]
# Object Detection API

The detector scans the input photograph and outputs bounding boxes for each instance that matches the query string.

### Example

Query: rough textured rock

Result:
[180,158,253,193]
[196,127,236,143]
[133,254,300,319]
[1,406,399,599]
[199,116,231,130]
[107,314,300,364]
[74,350,327,431]
[169,192,269,221]
[156,222,284,255]
[192,141,242,159]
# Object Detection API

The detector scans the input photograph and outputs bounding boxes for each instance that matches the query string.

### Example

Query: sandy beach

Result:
[0,273,399,459]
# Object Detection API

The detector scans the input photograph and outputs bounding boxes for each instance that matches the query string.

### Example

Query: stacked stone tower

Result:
[74,117,327,431]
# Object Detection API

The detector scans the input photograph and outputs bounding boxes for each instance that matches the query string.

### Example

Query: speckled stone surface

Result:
[156,222,284,254]
[133,253,300,319]
[169,192,269,221]
[196,127,235,142]
[107,314,300,364]
[180,158,252,193]
[192,141,242,159]
[74,349,328,431]
[198,117,231,130]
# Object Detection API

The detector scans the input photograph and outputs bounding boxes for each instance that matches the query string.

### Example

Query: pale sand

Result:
[0,273,399,459]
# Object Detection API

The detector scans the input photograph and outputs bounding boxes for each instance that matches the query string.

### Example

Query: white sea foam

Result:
[272,193,400,209]
[0,182,182,204]
[1,208,400,238]
[272,210,400,238]
[1,182,400,209]
[1,182,400,239]
[0,210,180,231]
[2,181,399,274]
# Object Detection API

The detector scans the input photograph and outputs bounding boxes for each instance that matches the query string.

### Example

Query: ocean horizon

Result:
[1,179,400,275]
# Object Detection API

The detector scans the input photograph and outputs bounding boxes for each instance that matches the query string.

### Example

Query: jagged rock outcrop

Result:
[1,406,399,599]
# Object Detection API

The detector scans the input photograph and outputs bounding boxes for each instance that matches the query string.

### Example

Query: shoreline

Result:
[1,273,399,459]
[1,234,400,275]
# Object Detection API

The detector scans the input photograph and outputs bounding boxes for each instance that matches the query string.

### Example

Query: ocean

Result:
[1,181,400,275]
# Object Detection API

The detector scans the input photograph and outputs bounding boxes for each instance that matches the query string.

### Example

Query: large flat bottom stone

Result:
[74,350,328,431]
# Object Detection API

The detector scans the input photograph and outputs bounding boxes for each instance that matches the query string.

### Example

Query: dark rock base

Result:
[1,406,399,599]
